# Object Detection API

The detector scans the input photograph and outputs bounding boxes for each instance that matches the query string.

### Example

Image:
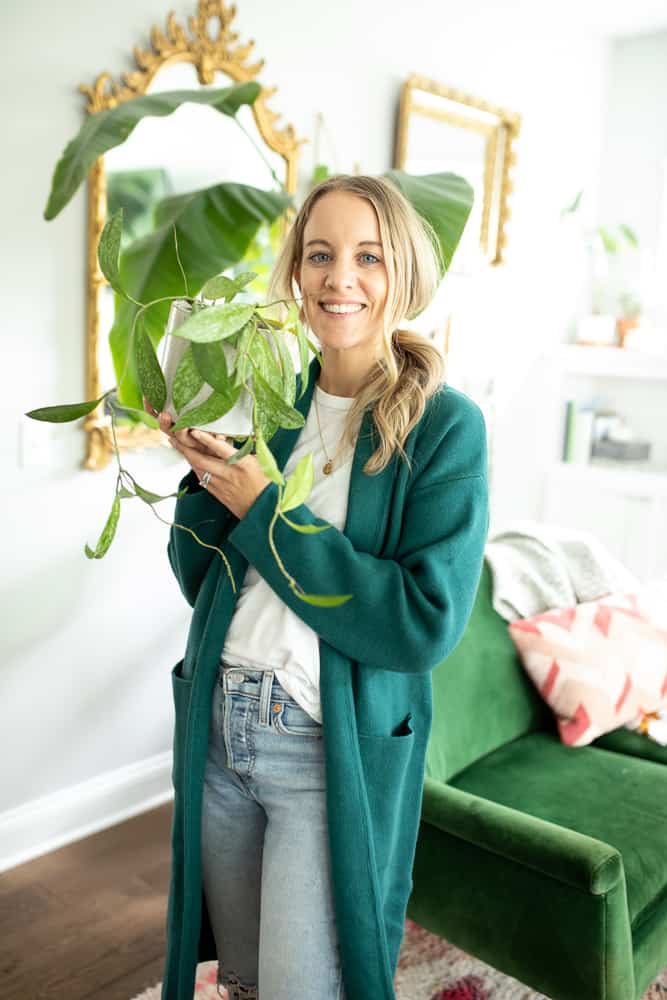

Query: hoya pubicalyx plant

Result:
[25,208,352,609]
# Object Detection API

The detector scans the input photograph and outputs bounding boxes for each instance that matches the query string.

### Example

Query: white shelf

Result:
[547,343,667,380]
[549,459,667,497]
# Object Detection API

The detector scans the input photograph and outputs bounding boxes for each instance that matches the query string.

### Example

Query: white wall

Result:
[598,30,667,326]
[0,0,617,867]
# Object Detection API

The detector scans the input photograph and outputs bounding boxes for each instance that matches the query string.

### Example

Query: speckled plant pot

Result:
[159,298,255,436]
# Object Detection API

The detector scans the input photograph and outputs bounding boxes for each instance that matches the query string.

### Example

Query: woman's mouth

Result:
[319,303,367,318]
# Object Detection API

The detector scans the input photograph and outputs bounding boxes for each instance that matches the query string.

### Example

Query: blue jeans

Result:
[201,662,347,1000]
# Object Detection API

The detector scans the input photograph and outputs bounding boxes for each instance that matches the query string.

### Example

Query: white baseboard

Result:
[0,752,174,874]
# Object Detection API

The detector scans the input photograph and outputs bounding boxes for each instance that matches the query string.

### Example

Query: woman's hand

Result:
[143,396,272,520]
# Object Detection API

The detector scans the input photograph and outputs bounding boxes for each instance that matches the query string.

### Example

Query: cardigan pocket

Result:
[171,658,192,791]
[358,714,415,879]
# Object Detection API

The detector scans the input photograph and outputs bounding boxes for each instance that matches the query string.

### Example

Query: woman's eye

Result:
[307,252,381,264]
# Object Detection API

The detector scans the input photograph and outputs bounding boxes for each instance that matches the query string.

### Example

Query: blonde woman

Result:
[150,174,489,1000]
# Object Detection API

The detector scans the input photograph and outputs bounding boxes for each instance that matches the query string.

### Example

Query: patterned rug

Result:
[130,918,667,999]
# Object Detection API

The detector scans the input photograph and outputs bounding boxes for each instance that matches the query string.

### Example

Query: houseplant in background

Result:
[27,81,474,604]
[616,290,643,347]
[561,189,640,346]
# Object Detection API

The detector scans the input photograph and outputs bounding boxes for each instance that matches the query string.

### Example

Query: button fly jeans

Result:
[201,662,347,1000]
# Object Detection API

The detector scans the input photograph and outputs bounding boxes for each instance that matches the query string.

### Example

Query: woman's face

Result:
[293,190,389,358]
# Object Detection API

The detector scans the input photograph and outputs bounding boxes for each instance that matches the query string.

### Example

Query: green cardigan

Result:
[161,354,489,999]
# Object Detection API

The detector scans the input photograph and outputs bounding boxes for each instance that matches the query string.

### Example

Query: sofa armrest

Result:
[421,777,623,895]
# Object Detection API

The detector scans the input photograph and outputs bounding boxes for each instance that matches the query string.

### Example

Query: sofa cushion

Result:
[507,580,667,747]
[449,730,667,931]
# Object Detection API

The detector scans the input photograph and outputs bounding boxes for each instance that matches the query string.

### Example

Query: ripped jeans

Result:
[201,662,347,1000]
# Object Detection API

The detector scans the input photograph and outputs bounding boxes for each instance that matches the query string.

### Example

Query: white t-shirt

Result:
[221,381,360,723]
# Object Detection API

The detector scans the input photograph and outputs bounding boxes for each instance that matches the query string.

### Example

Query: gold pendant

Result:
[323,460,333,475]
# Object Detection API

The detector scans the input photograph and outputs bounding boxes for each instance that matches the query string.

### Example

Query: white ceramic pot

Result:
[159,298,255,436]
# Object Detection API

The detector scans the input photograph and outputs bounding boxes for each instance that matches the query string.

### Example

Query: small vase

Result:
[616,316,640,349]
[159,299,255,436]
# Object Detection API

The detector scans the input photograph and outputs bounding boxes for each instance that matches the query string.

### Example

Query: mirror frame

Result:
[394,73,521,269]
[80,0,306,470]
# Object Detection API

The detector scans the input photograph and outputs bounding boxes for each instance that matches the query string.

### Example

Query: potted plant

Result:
[616,290,642,348]
[27,81,474,606]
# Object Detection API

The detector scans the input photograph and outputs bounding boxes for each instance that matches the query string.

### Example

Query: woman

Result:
[149,174,489,1000]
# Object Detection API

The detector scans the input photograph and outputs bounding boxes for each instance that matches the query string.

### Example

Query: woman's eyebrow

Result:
[305,239,383,248]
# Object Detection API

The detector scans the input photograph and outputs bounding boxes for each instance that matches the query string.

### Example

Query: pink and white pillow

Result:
[507,579,667,747]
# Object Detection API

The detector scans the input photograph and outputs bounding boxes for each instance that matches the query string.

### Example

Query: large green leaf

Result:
[110,182,292,408]
[381,170,474,279]
[44,82,263,220]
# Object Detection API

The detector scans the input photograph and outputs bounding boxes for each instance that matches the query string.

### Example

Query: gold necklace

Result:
[313,385,349,475]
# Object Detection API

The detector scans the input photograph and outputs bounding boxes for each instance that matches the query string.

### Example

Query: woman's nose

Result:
[325,262,357,288]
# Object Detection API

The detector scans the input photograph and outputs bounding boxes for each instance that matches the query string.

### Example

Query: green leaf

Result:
[134,482,176,504]
[110,404,159,429]
[619,224,639,249]
[233,271,258,289]
[293,322,312,400]
[134,325,167,412]
[295,591,354,607]
[200,274,240,301]
[109,183,291,410]
[597,226,619,254]
[173,344,205,413]
[118,487,136,499]
[171,386,241,432]
[224,435,254,465]
[25,392,110,423]
[268,326,297,406]
[85,494,121,559]
[279,511,331,533]
[233,317,259,389]
[98,208,124,293]
[172,302,256,344]
[280,453,314,512]
[255,428,284,486]
[310,164,331,188]
[191,340,231,394]
[561,189,584,216]
[248,327,283,394]
[381,169,474,279]
[44,82,263,220]
[252,367,305,430]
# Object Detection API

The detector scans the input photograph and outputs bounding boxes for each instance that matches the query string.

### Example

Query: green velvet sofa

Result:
[408,558,667,1000]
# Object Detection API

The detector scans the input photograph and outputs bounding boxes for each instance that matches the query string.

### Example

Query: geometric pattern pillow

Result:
[507,579,667,746]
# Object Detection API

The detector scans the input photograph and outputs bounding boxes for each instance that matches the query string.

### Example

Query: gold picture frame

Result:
[81,0,305,469]
[394,73,521,269]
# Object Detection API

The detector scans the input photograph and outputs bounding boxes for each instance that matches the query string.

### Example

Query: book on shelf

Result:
[562,401,595,464]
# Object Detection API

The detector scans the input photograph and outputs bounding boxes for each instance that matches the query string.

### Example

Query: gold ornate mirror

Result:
[81,0,305,470]
[394,73,521,273]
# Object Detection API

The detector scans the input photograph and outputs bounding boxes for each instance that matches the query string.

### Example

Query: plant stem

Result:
[266,490,307,598]
[233,117,289,195]
[145,503,238,594]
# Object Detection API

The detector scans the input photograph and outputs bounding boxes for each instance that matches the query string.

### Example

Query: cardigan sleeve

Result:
[167,467,236,608]
[225,396,489,673]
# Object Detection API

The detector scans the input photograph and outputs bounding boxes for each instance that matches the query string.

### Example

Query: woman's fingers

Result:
[141,396,216,457]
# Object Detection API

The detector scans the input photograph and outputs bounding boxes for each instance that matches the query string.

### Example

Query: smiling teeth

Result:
[321,303,364,313]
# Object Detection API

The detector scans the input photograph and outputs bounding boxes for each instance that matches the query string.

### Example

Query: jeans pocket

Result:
[171,657,193,788]
[272,700,323,738]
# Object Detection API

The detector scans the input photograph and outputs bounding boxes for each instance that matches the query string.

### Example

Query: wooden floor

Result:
[0,801,174,1000]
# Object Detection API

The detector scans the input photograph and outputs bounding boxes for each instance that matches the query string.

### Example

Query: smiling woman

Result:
[161,172,490,1000]
[267,173,449,472]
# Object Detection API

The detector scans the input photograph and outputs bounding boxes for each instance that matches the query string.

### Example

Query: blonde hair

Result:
[266,174,446,476]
